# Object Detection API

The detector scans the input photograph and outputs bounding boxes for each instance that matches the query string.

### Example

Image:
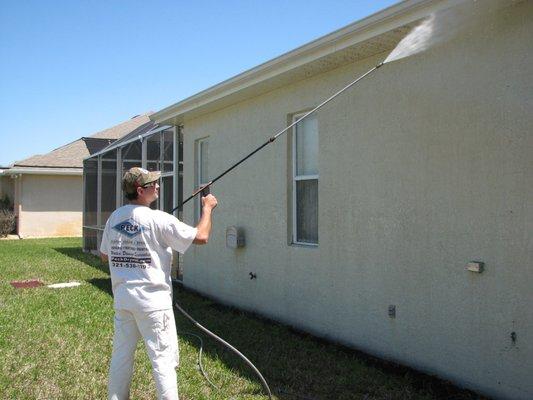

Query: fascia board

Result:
[4,167,83,176]
[151,0,452,125]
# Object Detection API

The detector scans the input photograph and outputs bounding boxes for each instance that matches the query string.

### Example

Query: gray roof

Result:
[13,114,152,169]
[90,114,153,140]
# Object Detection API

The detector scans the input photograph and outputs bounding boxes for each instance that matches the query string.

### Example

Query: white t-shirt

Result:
[100,204,197,312]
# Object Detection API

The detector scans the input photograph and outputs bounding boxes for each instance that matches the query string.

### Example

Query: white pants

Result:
[108,308,179,400]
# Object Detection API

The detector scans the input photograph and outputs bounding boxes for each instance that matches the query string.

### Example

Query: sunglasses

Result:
[141,181,158,188]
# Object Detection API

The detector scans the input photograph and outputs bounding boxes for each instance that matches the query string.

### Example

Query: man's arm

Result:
[99,219,110,263]
[193,194,218,245]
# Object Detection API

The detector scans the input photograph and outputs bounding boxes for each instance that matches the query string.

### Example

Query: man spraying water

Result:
[100,167,218,400]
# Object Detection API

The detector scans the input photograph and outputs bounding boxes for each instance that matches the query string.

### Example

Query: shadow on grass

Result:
[87,277,113,297]
[54,246,114,303]
[53,247,110,275]
[51,246,485,399]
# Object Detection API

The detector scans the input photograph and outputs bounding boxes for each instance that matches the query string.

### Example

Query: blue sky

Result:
[0,0,397,166]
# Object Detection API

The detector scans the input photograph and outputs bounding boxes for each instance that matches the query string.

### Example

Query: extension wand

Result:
[171,62,384,213]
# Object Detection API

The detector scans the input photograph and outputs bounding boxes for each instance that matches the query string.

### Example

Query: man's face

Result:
[138,181,159,204]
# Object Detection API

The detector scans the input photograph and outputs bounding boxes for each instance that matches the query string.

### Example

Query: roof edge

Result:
[3,167,82,176]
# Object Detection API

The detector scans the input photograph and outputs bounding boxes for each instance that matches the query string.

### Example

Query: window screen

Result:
[163,130,174,173]
[147,133,160,171]
[101,149,117,223]
[121,141,143,206]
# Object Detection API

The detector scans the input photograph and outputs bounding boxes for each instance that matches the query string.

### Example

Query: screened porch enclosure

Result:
[82,125,183,264]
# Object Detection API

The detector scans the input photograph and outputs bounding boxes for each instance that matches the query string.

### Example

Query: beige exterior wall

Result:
[17,174,82,237]
[179,3,532,400]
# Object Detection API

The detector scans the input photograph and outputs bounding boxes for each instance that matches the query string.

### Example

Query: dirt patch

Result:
[10,279,44,289]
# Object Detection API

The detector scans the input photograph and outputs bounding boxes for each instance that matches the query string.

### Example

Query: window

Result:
[196,137,209,222]
[292,114,318,245]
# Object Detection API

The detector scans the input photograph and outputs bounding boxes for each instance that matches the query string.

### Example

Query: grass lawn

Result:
[0,237,485,400]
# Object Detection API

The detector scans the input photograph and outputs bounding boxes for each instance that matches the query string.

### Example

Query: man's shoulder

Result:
[109,205,133,218]
[150,209,175,223]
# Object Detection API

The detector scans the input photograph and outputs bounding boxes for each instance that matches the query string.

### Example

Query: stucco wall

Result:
[181,3,532,400]
[18,174,82,237]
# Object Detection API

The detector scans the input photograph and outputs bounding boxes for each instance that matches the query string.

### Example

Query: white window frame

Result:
[292,113,318,246]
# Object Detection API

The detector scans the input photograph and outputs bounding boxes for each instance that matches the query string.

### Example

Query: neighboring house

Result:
[2,114,152,237]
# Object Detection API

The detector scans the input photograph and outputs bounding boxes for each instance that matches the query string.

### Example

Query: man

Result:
[100,167,217,400]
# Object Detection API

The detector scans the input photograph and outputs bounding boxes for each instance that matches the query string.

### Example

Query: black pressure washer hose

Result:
[171,62,385,398]
[174,301,273,398]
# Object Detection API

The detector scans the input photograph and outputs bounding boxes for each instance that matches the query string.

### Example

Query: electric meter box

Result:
[226,226,245,249]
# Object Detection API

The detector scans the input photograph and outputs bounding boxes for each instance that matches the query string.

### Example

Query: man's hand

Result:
[201,194,218,211]
[194,194,218,245]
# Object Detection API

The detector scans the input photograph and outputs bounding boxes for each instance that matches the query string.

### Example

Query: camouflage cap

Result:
[122,167,161,194]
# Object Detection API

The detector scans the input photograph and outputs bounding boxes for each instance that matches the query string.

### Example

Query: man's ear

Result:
[137,186,143,197]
